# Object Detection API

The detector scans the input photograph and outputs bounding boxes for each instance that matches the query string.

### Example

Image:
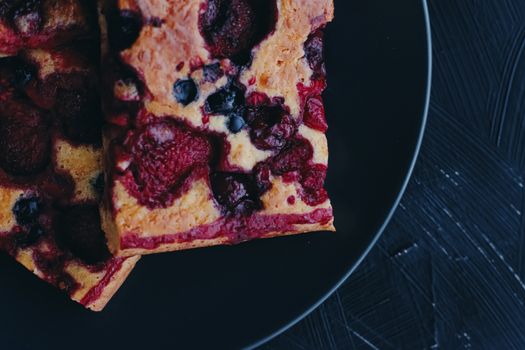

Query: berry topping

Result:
[16,224,45,247]
[13,196,41,226]
[202,63,223,83]
[271,137,313,175]
[245,102,295,151]
[199,0,277,63]
[56,205,111,265]
[254,163,271,193]
[227,113,246,133]
[211,172,261,215]
[108,10,143,51]
[300,164,328,206]
[1,0,42,33]
[304,29,326,78]
[267,137,328,206]
[0,101,50,176]
[53,75,102,144]
[303,95,328,132]
[205,84,244,115]
[173,78,199,105]
[126,120,212,207]
[0,57,35,90]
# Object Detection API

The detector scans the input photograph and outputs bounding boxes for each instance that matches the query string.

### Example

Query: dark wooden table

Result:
[266,0,525,348]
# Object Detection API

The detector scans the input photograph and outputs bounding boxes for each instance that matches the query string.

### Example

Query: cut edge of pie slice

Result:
[0,0,139,311]
[100,0,335,257]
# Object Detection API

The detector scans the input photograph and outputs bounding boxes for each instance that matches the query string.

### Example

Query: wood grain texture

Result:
[266,0,525,348]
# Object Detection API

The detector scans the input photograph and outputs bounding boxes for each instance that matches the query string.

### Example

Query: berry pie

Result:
[100,0,335,256]
[0,0,139,311]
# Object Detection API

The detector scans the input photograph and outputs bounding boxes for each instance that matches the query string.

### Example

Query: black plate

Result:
[0,0,431,348]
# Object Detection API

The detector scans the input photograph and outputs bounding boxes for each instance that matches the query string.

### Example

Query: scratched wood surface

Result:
[265,0,525,348]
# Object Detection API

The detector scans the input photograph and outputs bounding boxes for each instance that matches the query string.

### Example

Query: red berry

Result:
[303,95,328,132]
[126,120,212,207]
[0,100,50,176]
[245,103,295,151]
[300,164,328,206]
[199,0,277,63]
[211,172,261,216]
[271,137,313,175]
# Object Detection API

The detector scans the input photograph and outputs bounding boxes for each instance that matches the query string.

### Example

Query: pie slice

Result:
[0,1,139,311]
[100,0,335,256]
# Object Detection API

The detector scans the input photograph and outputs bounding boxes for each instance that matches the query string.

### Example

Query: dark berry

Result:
[13,9,42,34]
[205,84,244,115]
[10,0,41,18]
[202,63,223,83]
[0,0,15,17]
[211,172,261,215]
[108,10,143,51]
[16,224,45,247]
[245,103,295,150]
[56,205,111,265]
[12,196,41,225]
[301,164,327,191]
[304,30,326,77]
[12,61,35,88]
[271,137,313,175]
[173,78,199,105]
[126,120,212,207]
[1,0,42,33]
[227,113,245,133]
[199,0,277,63]
[0,101,50,175]
[147,16,163,27]
[254,163,271,194]
[91,172,105,195]
[53,74,102,144]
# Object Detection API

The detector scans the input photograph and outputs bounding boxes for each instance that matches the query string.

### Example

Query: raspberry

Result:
[126,120,212,207]
[303,95,328,132]
[245,103,295,151]
[271,137,313,175]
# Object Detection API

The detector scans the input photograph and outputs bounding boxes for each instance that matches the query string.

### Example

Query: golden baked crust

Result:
[102,0,335,256]
[0,0,138,311]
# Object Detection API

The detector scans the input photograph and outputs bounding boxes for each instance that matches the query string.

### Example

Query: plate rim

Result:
[247,1,433,348]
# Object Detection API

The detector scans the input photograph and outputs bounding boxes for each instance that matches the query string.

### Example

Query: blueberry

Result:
[205,85,243,115]
[16,224,45,247]
[108,10,143,51]
[13,196,41,225]
[173,78,199,105]
[202,63,223,83]
[228,114,245,133]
